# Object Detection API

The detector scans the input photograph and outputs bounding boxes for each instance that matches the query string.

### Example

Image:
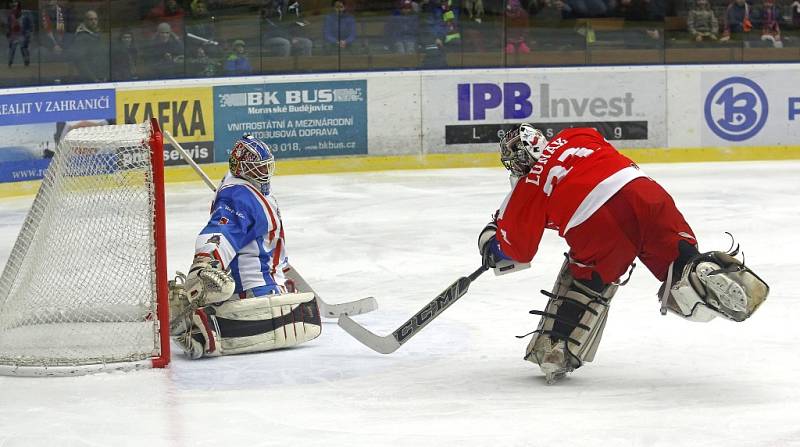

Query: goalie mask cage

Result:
[0,119,170,376]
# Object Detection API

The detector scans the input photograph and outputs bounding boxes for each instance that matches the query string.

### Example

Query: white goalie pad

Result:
[170,292,322,359]
[208,292,322,356]
[525,259,619,383]
[661,251,769,323]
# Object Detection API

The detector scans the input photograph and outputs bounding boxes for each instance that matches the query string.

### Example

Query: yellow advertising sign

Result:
[116,87,213,142]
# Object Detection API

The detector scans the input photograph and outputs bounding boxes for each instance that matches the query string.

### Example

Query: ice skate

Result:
[539,347,570,385]
[526,336,573,384]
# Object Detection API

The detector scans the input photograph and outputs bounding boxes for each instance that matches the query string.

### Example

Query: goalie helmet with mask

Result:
[500,123,548,178]
[229,134,276,195]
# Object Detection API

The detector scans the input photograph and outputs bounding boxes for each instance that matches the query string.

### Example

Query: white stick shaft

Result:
[163,131,217,192]
[186,33,219,45]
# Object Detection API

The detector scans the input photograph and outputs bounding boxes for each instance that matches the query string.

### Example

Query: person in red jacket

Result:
[478,123,769,384]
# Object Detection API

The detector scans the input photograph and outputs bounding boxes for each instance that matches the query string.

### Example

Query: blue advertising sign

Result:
[0,89,114,126]
[0,89,116,183]
[213,80,367,161]
[0,159,51,183]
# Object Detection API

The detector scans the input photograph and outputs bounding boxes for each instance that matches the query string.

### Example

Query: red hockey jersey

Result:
[495,128,646,263]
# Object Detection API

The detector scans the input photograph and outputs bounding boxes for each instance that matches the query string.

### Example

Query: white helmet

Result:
[500,123,548,177]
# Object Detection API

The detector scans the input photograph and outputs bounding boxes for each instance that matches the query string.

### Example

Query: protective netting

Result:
[0,123,162,374]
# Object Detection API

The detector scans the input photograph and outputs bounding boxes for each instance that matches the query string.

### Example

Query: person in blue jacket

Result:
[323,0,357,54]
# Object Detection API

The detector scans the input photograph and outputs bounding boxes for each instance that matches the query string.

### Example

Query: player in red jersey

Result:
[478,124,770,384]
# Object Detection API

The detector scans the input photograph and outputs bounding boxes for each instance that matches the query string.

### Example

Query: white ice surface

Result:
[1,161,798,447]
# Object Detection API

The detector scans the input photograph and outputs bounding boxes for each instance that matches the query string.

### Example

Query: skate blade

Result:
[544,370,567,385]
[540,363,567,385]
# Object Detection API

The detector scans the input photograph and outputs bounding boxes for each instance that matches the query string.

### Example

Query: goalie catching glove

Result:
[168,254,234,338]
[185,254,235,306]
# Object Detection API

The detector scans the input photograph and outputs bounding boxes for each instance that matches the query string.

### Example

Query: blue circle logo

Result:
[704,77,768,142]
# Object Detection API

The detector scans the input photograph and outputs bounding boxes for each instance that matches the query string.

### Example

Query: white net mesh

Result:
[0,123,163,374]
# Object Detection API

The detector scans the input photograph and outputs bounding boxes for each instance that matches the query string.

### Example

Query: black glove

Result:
[478,221,502,269]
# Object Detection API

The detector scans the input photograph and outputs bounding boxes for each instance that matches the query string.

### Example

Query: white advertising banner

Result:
[419,67,667,153]
[674,65,800,148]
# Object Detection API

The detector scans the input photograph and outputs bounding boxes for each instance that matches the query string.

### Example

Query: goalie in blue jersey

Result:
[169,134,321,359]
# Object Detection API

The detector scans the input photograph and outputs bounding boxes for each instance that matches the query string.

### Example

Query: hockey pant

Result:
[564,177,697,285]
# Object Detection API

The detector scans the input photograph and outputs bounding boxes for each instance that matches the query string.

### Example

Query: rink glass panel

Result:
[1,0,798,88]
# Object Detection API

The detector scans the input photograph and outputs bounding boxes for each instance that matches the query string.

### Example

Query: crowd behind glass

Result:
[2,0,799,87]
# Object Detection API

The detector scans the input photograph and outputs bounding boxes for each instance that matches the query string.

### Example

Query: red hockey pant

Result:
[564,177,696,285]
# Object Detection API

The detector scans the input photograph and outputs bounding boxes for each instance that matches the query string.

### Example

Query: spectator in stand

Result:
[615,0,665,44]
[558,0,609,18]
[687,0,719,42]
[720,0,752,40]
[430,0,461,49]
[759,0,782,47]
[223,39,253,75]
[418,0,460,67]
[527,0,586,50]
[185,0,220,58]
[5,0,33,68]
[187,46,219,76]
[463,0,484,22]
[262,0,313,56]
[40,0,71,82]
[323,0,357,54]
[147,22,184,78]
[386,0,420,54]
[111,29,139,81]
[72,10,109,82]
[147,0,186,36]
[534,0,571,21]
[505,0,531,54]
[41,0,67,58]
[792,0,800,28]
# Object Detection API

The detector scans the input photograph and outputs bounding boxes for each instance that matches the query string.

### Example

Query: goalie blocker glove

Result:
[478,221,530,276]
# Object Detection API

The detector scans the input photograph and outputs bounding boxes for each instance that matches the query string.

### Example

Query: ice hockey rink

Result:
[1,160,798,447]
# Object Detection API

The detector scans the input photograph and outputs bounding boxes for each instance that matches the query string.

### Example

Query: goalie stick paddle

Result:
[337,265,489,354]
[283,264,378,318]
[164,129,378,319]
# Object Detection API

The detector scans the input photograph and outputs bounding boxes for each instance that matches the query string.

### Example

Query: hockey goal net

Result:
[0,119,170,376]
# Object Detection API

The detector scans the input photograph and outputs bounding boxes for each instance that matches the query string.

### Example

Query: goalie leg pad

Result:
[525,258,618,382]
[174,308,221,359]
[207,292,322,356]
[661,250,769,322]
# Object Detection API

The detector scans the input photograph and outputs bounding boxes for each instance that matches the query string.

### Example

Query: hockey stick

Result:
[283,264,378,318]
[338,265,488,354]
[163,131,378,318]
[164,131,218,192]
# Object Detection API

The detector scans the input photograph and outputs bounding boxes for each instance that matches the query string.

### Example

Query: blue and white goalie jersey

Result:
[195,173,287,297]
